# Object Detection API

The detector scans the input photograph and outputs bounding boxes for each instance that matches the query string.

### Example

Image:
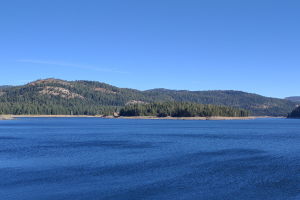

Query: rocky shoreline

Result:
[0,115,14,120]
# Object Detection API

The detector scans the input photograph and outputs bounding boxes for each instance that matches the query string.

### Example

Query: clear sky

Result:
[0,0,299,98]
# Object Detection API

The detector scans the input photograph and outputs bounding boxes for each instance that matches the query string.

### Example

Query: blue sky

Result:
[0,0,299,98]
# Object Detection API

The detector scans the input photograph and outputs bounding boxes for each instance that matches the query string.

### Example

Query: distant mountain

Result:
[143,89,296,116]
[285,96,300,102]
[0,78,297,116]
[0,85,13,89]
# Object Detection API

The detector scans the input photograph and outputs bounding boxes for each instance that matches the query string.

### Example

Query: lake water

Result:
[0,118,299,200]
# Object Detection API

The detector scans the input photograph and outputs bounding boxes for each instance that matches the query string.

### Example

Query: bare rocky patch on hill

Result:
[39,86,84,99]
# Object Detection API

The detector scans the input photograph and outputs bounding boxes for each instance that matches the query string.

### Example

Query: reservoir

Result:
[0,118,299,200]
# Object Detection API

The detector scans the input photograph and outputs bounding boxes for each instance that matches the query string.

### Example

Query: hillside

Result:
[143,89,296,116]
[0,85,13,89]
[0,78,297,116]
[285,96,300,102]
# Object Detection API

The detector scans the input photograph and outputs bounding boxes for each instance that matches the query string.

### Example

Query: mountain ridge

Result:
[0,78,297,116]
[285,96,300,103]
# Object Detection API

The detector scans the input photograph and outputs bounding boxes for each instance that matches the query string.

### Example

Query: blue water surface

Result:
[0,118,299,200]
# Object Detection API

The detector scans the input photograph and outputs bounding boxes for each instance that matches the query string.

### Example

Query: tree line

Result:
[0,102,118,115]
[119,102,249,117]
[0,101,249,117]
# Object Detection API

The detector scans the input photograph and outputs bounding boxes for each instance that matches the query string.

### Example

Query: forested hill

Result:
[0,78,297,116]
[143,89,296,116]
[0,85,12,89]
[285,96,300,102]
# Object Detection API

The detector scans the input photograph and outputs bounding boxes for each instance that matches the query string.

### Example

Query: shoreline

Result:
[12,115,100,118]
[115,116,284,120]
[0,115,15,120]
[1,115,285,120]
